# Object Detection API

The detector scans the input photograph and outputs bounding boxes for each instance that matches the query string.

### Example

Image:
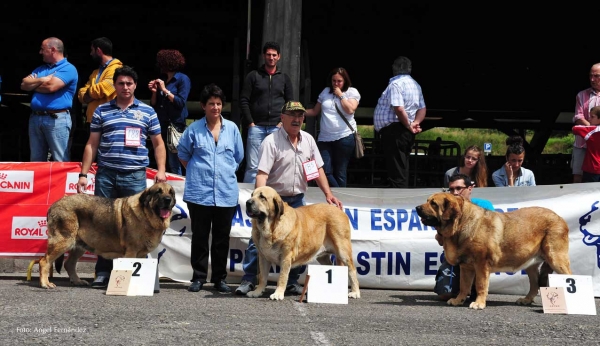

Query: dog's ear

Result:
[139,186,152,206]
[273,196,285,218]
[441,194,463,223]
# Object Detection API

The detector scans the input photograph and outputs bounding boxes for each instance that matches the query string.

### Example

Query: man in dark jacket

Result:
[240,41,293,184]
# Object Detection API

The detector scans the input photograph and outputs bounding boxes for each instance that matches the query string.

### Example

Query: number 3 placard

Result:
[306,265,348,304]
[547,274,596,315]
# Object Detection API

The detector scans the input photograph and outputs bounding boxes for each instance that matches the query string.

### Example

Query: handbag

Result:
[334,103,365,159]
[166,123,183,154]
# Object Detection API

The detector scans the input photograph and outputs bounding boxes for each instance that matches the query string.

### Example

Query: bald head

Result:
[45,37,64,54]
[40,37,65,64]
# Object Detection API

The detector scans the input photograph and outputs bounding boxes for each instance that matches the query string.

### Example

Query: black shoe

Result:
[213,280,231,293]
[188,281,203,292]
[235,280,255,295]
[91,275,109,289]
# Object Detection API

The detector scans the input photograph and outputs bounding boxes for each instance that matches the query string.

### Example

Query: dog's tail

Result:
[54,254,64,274]
[538,262,553,288]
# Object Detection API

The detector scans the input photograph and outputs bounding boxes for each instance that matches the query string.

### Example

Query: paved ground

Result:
[1,272,599,346]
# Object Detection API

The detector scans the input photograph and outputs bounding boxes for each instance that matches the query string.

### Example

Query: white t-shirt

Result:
[316,87,361,142]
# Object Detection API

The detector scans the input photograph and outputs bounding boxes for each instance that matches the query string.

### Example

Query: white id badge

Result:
[302,159,319,181]
[125,127,141,147]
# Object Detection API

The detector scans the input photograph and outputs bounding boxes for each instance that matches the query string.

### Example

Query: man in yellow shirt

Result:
[78,37,123,123]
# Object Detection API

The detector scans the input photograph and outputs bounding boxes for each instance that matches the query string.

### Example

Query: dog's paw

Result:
[269,290,285,300]
[246,289,264,298]
[469,301,486,310]
[71,279,90,286]
[40,282,56,289]
[447,297,465,306]
[348,291,361,299]
[516,297,534,305]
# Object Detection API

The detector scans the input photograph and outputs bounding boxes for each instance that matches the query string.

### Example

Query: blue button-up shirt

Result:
[155,72,191,130]
[177,116,244,207]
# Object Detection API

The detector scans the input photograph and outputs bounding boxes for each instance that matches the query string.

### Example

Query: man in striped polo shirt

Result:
[76,66,167,289]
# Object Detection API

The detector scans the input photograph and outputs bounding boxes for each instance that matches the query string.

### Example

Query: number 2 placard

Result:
[307,265,348,304]
[547,274,596,315]
[112,258,158,296]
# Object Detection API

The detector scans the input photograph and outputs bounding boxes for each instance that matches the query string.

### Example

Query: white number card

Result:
[125,127,141,147]
[302,159,319,181]
[547,274,596,315]
[306,264,348,304]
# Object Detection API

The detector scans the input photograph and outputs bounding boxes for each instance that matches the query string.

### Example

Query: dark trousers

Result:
[379,122,414,188]
[188,203,237,283]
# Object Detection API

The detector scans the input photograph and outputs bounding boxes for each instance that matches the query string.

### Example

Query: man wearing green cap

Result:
[236,100,344,296]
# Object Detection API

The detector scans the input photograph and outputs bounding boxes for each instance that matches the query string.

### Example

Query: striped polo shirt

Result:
[91,98,161,171]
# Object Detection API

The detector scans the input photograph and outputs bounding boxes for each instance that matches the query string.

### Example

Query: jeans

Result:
[317,133,355,187]
[243,125,280,183]
[242,193,305,284]
[94,167,148,275]
[28,112,72,162]
[167,150,183,175]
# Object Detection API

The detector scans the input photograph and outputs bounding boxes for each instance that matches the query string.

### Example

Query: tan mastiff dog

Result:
[39,182,176,289]
[245,186,360,300]
[416,192,571,309]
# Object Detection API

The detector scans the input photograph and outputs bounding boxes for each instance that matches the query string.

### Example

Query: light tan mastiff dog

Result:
[39,182,176,289]
[245,186,361,300]
[416,192,572,310]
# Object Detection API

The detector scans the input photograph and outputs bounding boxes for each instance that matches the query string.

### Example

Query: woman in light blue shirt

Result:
[492,136,536,187]
[177,84,244,293]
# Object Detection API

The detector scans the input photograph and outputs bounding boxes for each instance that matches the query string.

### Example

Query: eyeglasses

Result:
[464,156,479,162]
[448,186,467,193]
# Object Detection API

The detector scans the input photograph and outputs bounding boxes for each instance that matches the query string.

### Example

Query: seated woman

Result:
[443,145,488,188]
[492,136,536,187]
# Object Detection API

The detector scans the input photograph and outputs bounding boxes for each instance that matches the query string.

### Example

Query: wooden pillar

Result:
[261,0,302,101]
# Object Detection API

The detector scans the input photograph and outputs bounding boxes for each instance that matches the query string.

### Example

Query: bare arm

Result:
[20,73,53,91]
[305,102,322,117]
[255,171,268,188]
[77,132,101,193]
[34,74,66,94]
[150,134,167,182]
[314,167,343,209]
[148,79,158,106]
[410,107,426,133]
[339,97,359,115]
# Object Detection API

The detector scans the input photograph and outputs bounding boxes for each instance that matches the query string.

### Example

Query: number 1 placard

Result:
[306,265,348,304]
[547,274,596,315]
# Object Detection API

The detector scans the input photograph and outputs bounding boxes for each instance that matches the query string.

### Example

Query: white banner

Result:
[151,181,600,297]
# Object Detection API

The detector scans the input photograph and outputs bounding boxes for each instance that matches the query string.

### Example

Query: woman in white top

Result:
[305,67,360,187]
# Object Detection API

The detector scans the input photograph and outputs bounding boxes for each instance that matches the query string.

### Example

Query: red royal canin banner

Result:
[0,162,183,258]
